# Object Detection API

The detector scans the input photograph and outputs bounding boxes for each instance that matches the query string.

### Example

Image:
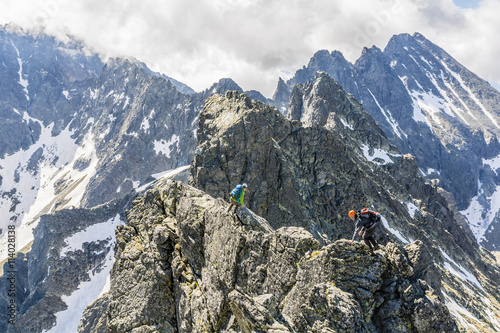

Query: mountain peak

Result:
[412,31,428,41]
[208,78,243,94]
[361,45,383,57]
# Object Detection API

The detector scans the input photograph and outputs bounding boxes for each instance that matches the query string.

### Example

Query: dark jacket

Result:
[351,211,380,240]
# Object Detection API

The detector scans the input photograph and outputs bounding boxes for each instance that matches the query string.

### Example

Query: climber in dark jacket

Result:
[347,208,380,254]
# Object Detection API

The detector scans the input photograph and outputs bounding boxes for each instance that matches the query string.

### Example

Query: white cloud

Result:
[1,0,499,97]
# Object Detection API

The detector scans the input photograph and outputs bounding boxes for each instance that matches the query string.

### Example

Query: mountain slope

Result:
[274,32,500,250]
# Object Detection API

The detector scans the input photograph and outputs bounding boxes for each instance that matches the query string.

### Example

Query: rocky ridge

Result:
[78,91,500,332]
[81,179,458,332]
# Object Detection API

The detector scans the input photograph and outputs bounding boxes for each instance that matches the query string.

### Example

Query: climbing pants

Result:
[227,198,240,213]
[362,223,378,251]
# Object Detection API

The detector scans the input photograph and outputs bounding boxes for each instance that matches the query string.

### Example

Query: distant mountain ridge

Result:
[273,32,500,250]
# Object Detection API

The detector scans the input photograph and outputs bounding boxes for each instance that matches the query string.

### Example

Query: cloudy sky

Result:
[1,0,499,97]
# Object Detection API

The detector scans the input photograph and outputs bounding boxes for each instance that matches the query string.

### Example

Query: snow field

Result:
[44,215,123,333]
[0,115,99,261]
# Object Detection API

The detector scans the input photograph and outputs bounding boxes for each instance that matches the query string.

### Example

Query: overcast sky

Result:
[1,0,499,97]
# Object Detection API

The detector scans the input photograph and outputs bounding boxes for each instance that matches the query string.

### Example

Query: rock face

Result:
[82,179,458,332]
[274,32,500,250]
[71,91,499,332]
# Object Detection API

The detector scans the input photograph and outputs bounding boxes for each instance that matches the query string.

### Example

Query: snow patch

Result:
[412,90,447,126]
[45,215,121,333]
[461,182,500,243]
[482,154,500,170]
[105,90,115,98]
[461,152,500,243]
[439,247,484,291]
[367,89,406,138]
[60,214,123,257]
[10,40,29,100]
[421,168,440,176]
[151,165,190,180]
[123,96,130,109]
[126,132,139,138]
[340,118,354,130]
[380,215,412,244]
[419,55,433,69]
[89,88,98,100]
[140,109,156,133]
[397,75,432,129]
[360,144,400,165]
[406,202,419,218]
[442,290,482,332]
[154,135,179,158]
[135,165,190,193]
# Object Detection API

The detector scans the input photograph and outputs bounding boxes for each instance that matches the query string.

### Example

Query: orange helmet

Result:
[348,210,356,219]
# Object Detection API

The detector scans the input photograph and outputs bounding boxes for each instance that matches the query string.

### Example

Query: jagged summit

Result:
[359,45,384,58]
[273,31,500,250]
[288,72,396,154]
[207,78,243,95]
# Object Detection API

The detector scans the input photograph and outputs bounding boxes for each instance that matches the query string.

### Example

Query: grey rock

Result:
[77,293,110,333]
[95,177,458,332]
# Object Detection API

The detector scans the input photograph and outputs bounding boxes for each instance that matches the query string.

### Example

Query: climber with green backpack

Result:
[347,208,381,255]
[227,183,247,213]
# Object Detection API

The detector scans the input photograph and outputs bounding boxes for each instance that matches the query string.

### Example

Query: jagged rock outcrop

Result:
[81,179,458,332]
[187,91,500,331]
